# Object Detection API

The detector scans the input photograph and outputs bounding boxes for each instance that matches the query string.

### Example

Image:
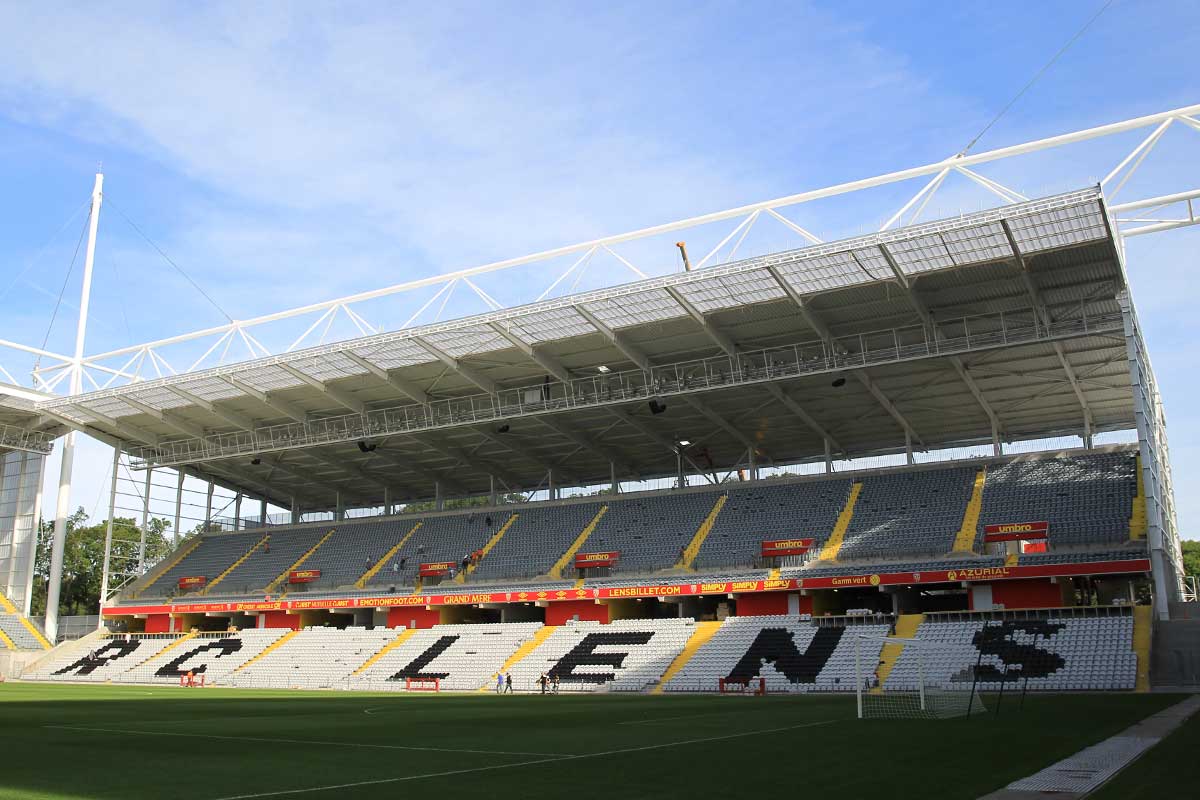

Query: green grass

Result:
[0,683,1183,800]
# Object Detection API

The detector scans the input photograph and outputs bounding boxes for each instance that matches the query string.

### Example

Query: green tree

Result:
[1182,540,1200,579]
[30,508,173,617]
[398,493,525,513]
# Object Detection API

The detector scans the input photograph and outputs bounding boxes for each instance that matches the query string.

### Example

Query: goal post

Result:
[854,634,986,720]
[404,677,440,692]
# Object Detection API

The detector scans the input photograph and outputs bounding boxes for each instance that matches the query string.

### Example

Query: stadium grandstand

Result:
[1,103,1198,714]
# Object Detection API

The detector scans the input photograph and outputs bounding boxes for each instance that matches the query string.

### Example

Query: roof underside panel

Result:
[36,188,1146,505]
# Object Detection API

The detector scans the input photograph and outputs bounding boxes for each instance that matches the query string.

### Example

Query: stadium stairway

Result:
[0,591,51,650]
[133,630,198,668]
[459,514,520,582]
[481,624,557,689]
[0,626,12,650]
[951,468,987,554]
[1129,455,1148,541]
[1133,605,1152,691]
[817,482,863,562]
[546,506,608,579]
[651,620,722,694]
[203,534,271,594]
[356,522,423,589]
[677,496,727,571]
[127,536,203,599]
[265,528,337,594]
[235,629,300,672]
[871,613,924,694]
[352,628,418,676]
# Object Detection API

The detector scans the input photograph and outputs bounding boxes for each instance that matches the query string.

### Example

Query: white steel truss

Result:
[6,102,1200,396]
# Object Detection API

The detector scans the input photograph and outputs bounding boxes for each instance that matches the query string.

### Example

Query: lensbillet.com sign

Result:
[574,551,619,568]
[983,521,1050,542]
[761,538,814,556]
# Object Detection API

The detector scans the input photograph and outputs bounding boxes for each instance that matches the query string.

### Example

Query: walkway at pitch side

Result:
[979,694,1200,799]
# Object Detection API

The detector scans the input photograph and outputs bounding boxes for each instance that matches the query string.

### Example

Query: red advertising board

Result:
[288,569,321,584]
[984,521,1050,542]
[105,558,1151,618]
[419,561,455,577]
[761,538,815,557]
[575,551,619,568]
[177,576,206,589]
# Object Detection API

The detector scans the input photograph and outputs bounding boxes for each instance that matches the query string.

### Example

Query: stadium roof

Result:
[0,383,61,455]
[35,187,1132,509]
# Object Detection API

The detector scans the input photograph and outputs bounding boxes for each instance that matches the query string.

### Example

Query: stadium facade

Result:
[1,103,1198,695]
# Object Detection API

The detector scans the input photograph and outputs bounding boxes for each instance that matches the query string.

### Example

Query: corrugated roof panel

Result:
[127,386,193,411]
[1008,201,1107,254]
[421,325,509,358]
[288,351,366,382]
[350,340,433,370]
[85,396,142,419]
[886,233,956,275]
[939,222,1012,265]
[232,364,306,393]
[583,289,686,329]
[674,268,786,313]
[774,251,865,295]
[509,306,595,343]
[174,376,245,401]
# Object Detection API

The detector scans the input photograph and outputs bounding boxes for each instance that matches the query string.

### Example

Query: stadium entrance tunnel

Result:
[605,597,685,620]
[438,605,502,625]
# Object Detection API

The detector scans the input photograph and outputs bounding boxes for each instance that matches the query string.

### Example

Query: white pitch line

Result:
[208,719,837,800]
[44,725,563,758]
[618,708,772,725]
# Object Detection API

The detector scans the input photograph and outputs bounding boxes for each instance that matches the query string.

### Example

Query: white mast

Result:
[44,171,103,643]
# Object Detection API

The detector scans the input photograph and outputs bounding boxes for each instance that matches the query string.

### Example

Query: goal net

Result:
[854,635,986,720]
[404,677,440,692]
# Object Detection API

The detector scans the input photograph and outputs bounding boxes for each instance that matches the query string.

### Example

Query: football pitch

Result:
[0,683,1188,800]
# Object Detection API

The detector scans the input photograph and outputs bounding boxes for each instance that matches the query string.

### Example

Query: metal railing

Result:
[126,304,1122,469]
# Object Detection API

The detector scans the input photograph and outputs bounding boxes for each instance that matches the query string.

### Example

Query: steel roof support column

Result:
[290,496,298,524]
[489,476,496,507]
[676,448,685,489]
[205,481,214,529]
[435,481,443,511]
[259,497,268,528]
[335,491,344,521]
[97,446,120,631]
[233,492,242,531]
[610,461,618,494]
[905,432,914,466]
[138,467,152,573]
[748,447,758,481]
[548,469,556,501]
[824,439,833,473]
[173,470,184,548]
[46,172,103,644]
[383,487,391,516]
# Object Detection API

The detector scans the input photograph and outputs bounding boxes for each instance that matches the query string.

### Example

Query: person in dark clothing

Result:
[505,672,513,694]
[398,557,407,570]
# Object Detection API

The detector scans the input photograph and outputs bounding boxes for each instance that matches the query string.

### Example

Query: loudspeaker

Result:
[357,440,378,453]
[831,377,847,388]
[648,399,667,415]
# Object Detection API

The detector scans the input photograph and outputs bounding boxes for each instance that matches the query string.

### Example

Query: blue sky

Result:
[0,1,1197,536]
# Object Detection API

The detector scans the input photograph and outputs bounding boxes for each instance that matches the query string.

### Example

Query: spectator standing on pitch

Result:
[495,673,503,694]
[505,672,513,693]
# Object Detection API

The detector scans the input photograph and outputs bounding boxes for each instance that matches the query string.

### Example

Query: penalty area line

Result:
[207,719,838,800]
[43,725,563,758]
